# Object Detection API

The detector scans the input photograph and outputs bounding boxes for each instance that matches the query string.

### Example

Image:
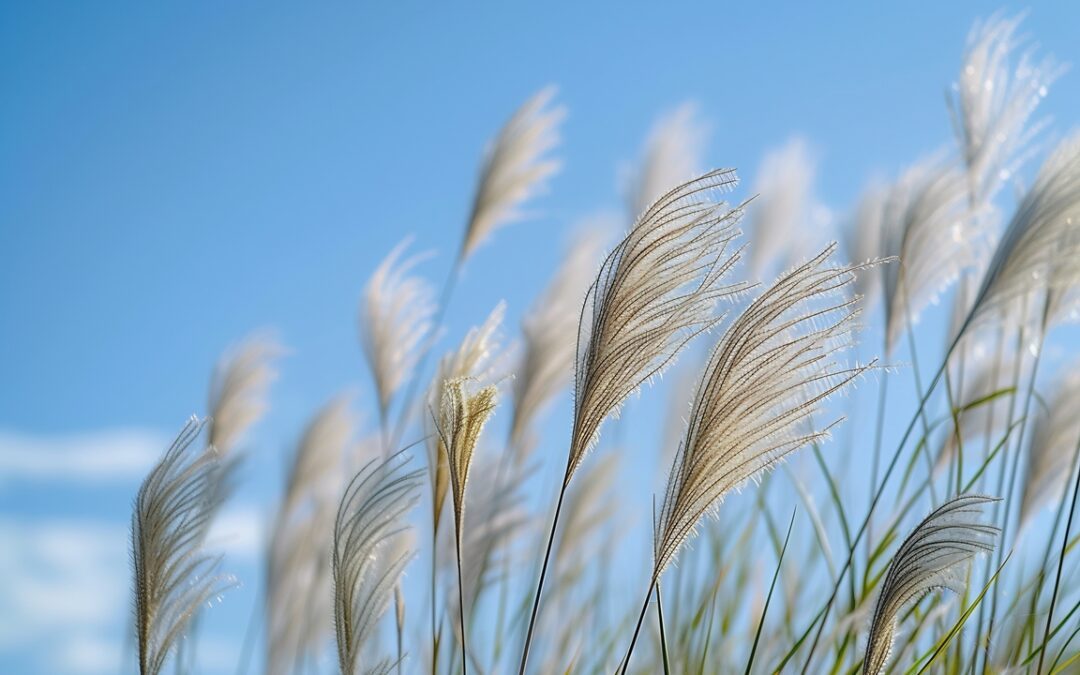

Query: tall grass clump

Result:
[123,10,1080,675]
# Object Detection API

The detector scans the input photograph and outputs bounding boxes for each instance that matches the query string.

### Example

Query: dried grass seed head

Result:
[623,102,710,223]
[132,417,229,675]
[568,169,750,484]
[360,238,437,416]
[207,333,283,455]
[653,244,877,577]
[862,494,1000,675]
[460,86,566,261]
[333,452,423,675]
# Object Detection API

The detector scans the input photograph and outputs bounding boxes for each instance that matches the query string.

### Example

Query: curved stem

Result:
[517,475,569,675]
[620,577,658,675]
[1037,436,1080,674]
[984,299,1046,672]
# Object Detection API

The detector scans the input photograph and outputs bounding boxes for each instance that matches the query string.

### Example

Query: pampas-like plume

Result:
[267,397,354,675]
[862,494,1000,675]
[881,154,978,353]
[333,451,422,675]
[969,133,1080,325]
[207,333,282,455]
[623,102,710,222]
[425,303,506,534]
[847,182,889,313]
[568,169,748,483]
[459,86,566,262]
[653,244,874,578]
[747,137,825,279]
[948,11,1060,207]
[433,378,498,674]
[435,378,499,541]
[132,417,228,675]
[1020,368,1080,524]
[510,224,608,452]
[360,238,437,420]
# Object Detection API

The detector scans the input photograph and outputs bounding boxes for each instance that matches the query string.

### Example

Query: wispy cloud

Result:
[207,505,266,560]
[0,504,262,674]
[0,428,167,482]
[0,518,128,673]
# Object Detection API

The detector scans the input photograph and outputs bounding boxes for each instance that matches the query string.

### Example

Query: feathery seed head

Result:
[511,222,609,452]
[207,333,283,455]
[881,154,981,353]
[623,102,710,223]
[434,378,499,539]
[460,86,565,261]
[425,303,507,533]
[747,137,826,279]
[653,244,879,577]
[132,417,229,675]
[567,169,750,484]
[950,11,1062,206]
[970,132,1080,327]
[333,452,422,675]
[1020,367,1080,524]
[862,494,1000,675]
[360,238,437,416]
[267,397,354,674]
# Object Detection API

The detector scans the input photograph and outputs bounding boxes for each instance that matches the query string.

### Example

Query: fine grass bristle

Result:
[132,417,229,675]
[862,494,1000,675]
[333,451,422,675]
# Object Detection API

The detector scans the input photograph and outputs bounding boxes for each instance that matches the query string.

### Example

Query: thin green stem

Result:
[1038,436,1080,674]
[657,583,670,675]
[800,315,971,673]
[517,472,569,675]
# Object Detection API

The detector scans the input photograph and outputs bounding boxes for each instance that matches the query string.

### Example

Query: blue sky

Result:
[2,2,1080,674]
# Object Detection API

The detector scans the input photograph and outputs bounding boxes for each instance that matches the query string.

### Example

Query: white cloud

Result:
[0,518,128,673]
[0,427,168,482]
[207,505,266,560]
[0,504,262,674]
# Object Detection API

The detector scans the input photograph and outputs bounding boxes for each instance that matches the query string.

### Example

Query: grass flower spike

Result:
[132,418,228,675]
[862,494,999,675]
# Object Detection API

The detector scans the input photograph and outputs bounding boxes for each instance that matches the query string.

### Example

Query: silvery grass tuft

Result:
[435,378,499,550]
[862,494,1000,675]
[621,244,879,670]
[519,169,749,672]
[459,86,565,263]
[425,303,506,535]
[747,137,825,279]
[847,181,889,313]
[968,132,1080,326]
[1020,366,1080,526]
[654,243,876,577]
[880,154,978,354]
[132,417,229,675]
[948,11,1062,208]
[267,396,354,675]
[333,451,422,675]
[622,102,710,223]
[207,332,282,456]
[360,238,437,426]
[510,223,608,455]
[567,169,749,482]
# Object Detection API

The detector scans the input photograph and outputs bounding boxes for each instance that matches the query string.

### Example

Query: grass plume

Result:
[131,417,228,675]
